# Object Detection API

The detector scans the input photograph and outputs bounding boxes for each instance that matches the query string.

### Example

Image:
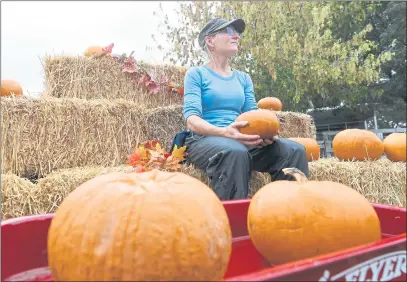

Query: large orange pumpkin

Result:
[47,170,232,281]
[332,129,384,161]
[257,97,282,111]
[248,168,381,265]
[235,109,280,139]
[383,132,406,162]
[289,137,320,161]
[84,46,105,57]
[1,80,23,96]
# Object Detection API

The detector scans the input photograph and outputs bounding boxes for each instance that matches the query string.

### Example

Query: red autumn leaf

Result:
[147,82,160,94]
[139,73,151,85]
[123,64,138,73]
[111,53,121,61]
[127,140,186,171]
[177,87,184,95]
[102,43,114,54]
[126,150,144,167]
[143,140,160,150]
[145,75,157,87]
[127,56,136,63]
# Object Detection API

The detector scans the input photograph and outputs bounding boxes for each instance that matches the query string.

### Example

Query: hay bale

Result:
[1,96,147,178]
[138,61,186,89]
[43,55,185,107]
[36,165,137,214]
[1,172,42,219]
[143,105,185,150]
[276,111,316,139]
[309,158,406,207]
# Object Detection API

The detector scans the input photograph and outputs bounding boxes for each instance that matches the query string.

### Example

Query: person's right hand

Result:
[222,121,263,147]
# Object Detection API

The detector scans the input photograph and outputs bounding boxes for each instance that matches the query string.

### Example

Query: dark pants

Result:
[185,131,310,200]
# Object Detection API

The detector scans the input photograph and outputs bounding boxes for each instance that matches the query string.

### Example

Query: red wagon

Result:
[2,199,406,281]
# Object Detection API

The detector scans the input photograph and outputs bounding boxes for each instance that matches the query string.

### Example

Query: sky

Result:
[1,1,179,95]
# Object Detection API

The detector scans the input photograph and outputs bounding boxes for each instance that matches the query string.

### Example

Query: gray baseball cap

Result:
[198,18,246,49]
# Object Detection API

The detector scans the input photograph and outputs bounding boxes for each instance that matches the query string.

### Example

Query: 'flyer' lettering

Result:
[318,250,406,281]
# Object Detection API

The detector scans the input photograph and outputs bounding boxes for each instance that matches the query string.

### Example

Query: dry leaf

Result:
[126,140,186,172]
[165,155,183,171]
[171,145,187,161]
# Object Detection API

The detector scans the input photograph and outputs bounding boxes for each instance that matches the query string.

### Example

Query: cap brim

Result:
[214,18,246,34]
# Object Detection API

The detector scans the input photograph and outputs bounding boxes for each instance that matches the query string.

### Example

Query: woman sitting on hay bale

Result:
[180,18,309,200]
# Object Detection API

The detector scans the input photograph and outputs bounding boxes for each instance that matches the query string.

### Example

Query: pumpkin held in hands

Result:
[1,80,23,96]
[332,129,384,161]
[235,109,280,139]
[289,137,320,161]
[47,170,232,281]
[257,97,283,111]
[247,168,381,265]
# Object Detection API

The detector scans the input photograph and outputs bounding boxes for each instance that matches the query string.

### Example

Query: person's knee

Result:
[281,138,308,165]
[292,141,307,158]
[289,140,310,176]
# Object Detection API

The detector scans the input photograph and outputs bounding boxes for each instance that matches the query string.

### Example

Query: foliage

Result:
[152,1,395,112]
[365,2,406,105]
[126,140,187,171]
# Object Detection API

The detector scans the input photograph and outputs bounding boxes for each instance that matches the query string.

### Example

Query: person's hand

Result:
[256,130,280,148]
[222,121,263,147]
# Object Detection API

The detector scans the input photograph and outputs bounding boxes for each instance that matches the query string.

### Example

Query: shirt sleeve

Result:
[183,67,203,120]
[242,72,259,112]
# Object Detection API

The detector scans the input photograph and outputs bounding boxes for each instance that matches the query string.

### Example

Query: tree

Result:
[152,1,394,113]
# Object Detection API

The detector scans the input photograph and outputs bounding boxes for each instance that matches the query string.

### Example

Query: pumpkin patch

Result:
[247,167,382,265]
[47,170,232,281]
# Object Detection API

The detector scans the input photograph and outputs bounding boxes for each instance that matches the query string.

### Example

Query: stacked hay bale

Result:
[42,56,186,108]
[1,55,186,178]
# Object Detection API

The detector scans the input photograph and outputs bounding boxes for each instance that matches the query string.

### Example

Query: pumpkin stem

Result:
[282,167,308,183]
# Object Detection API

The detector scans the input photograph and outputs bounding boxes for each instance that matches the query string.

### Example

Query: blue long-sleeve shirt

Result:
[183,65,258,128]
